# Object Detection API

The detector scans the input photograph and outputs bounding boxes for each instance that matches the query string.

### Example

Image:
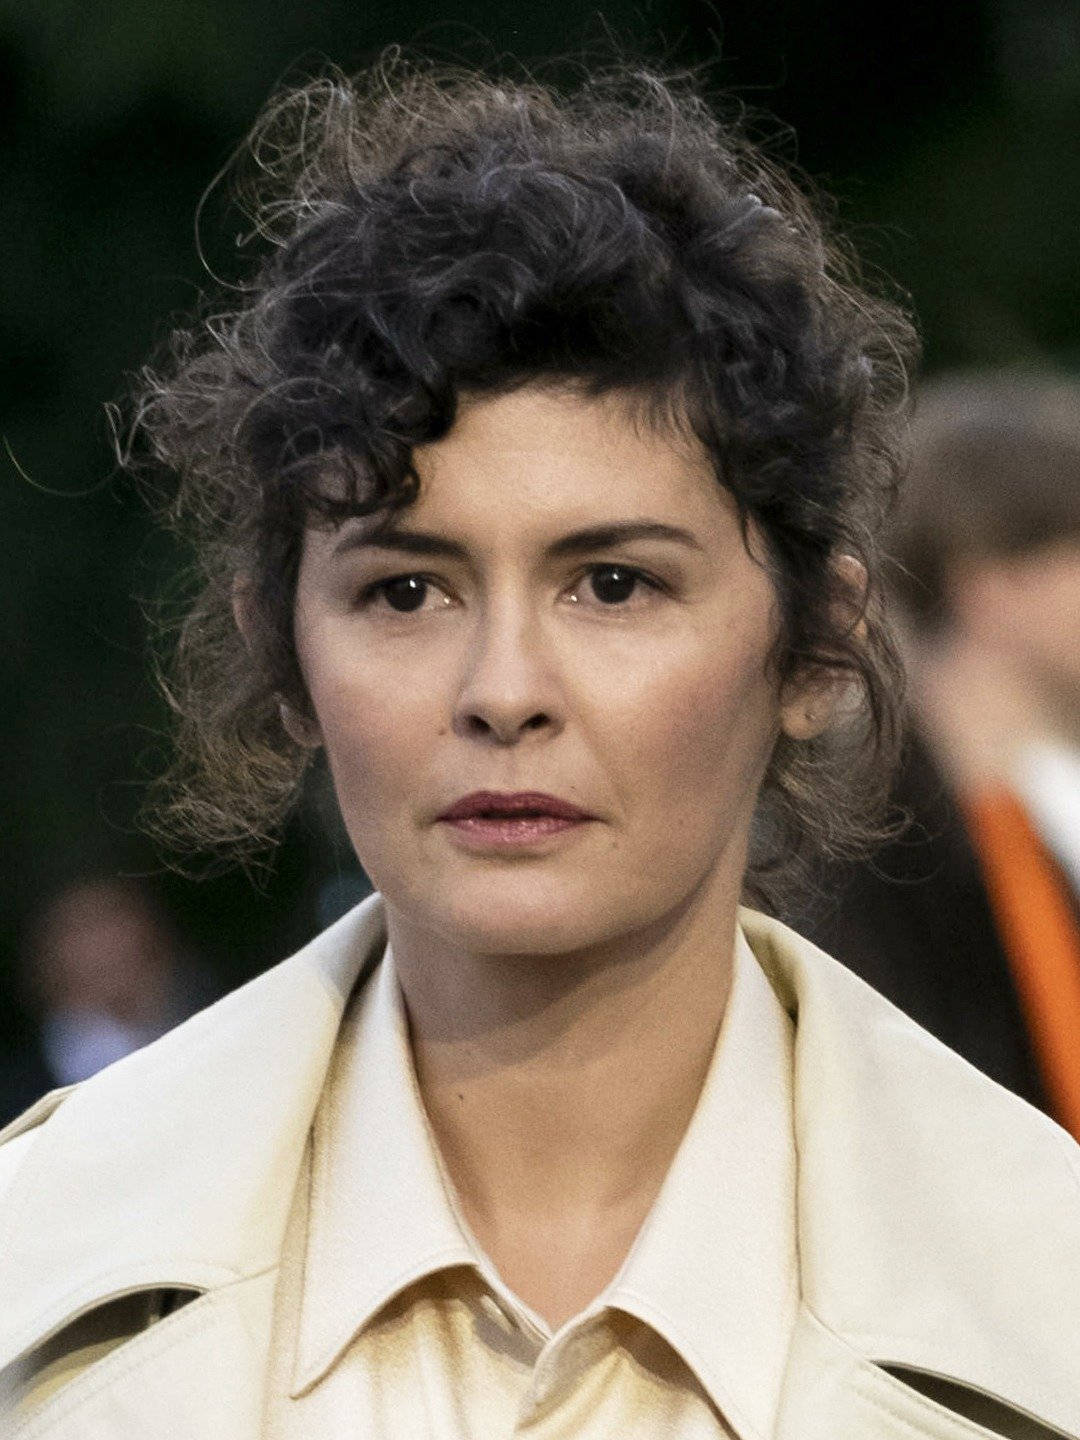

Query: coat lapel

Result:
[744,910,1080,1440]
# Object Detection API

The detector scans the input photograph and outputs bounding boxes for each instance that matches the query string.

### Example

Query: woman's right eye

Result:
[355,574,449,614]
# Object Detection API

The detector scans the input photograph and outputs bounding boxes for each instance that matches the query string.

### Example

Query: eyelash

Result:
[354,563,668,614]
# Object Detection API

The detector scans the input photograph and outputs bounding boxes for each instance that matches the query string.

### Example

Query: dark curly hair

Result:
[127,52,918,910]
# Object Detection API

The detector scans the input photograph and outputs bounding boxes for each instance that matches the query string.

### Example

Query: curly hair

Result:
[127,52,918,910]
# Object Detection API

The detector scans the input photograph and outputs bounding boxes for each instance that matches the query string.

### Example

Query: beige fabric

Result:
[1,895,1079,1439]
[263,928,798,1439]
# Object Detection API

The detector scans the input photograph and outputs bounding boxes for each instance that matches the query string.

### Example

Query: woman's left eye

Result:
[569,564,665,607]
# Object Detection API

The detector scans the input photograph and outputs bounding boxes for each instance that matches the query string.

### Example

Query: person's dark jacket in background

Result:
[797,731,1053,1115]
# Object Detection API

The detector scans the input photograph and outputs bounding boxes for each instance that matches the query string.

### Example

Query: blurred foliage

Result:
[1,0,1077,1037]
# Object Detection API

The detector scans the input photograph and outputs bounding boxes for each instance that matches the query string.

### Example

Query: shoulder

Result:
[742,901,1080,1295]
[0,1085,76,1203]
[742,903,1080,1172]
[0,892,387,1157]
[741,905,1080,1429]
[0,894,389,1397]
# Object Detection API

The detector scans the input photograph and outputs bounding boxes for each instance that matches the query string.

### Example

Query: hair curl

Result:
[126,51,919,911]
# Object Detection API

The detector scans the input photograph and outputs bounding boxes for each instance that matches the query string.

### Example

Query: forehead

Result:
[403,384,728,532]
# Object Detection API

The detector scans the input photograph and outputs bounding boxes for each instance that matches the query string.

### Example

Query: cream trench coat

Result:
[1,894,1079,1440]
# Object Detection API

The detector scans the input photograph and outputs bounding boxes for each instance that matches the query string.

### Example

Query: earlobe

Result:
[779,552,867,741]
[779,683,836,742]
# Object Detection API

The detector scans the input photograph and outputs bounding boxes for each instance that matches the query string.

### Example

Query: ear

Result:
[232,574,323,749]
[779,553,867,742]
[231,573,256,653]
[277,700,323,749]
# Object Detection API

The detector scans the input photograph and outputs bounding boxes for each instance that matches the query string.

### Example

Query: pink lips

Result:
[437,791,594,850]
[438,790,592,822]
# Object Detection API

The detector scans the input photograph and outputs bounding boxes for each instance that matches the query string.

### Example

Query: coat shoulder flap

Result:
[780,1307,1076,1440]
[2,1270,277,1440]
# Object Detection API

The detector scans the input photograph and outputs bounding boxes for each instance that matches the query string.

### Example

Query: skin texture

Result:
[291,384,823,1326]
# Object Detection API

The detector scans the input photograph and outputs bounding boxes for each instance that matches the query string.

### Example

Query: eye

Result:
[355,574,451,614]
[569,564,666,608]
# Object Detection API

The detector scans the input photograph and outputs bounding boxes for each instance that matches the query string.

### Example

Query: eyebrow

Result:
[332,519,707,561]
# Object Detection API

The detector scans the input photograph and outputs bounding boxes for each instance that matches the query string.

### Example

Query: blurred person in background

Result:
[0,876,218,1126]
[805,370,1080,1137]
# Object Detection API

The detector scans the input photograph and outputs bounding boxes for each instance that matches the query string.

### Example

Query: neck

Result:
[385,867,739,1235]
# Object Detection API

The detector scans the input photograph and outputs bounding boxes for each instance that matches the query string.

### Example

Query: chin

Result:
[384,875,619,958]
[444,896,603,955]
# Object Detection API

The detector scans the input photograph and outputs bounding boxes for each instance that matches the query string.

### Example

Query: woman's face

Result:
[293,385,803,958]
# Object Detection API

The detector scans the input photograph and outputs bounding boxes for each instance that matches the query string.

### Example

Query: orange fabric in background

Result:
[963,787,1080,1141]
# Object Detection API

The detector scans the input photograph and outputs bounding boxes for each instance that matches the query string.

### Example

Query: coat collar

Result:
[1,895,1078,1436]
[290,920,799,1440]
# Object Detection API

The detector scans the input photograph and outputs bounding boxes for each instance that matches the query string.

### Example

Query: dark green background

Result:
[2,0,1078,1032]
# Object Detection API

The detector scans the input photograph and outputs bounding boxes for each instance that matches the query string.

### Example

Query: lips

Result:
[438,790,592,822]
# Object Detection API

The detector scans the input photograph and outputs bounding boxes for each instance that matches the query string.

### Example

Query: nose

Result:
[451,598,564,746]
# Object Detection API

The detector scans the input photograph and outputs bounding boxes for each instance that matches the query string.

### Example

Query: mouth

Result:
[437,790,593,823]
[435,791,595,850]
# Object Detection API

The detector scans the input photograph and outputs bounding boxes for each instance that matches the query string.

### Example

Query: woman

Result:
[1,56,1078,1440]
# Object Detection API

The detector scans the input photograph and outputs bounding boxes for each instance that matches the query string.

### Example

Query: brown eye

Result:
[576,564,664,607]
[358,574,442,613]
[588,565,642,604]
[382,576,428,612]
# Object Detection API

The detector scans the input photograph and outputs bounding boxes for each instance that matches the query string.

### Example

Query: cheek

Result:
[602,629,779,812]
[313,673,434,814]
[295,620,422,814]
